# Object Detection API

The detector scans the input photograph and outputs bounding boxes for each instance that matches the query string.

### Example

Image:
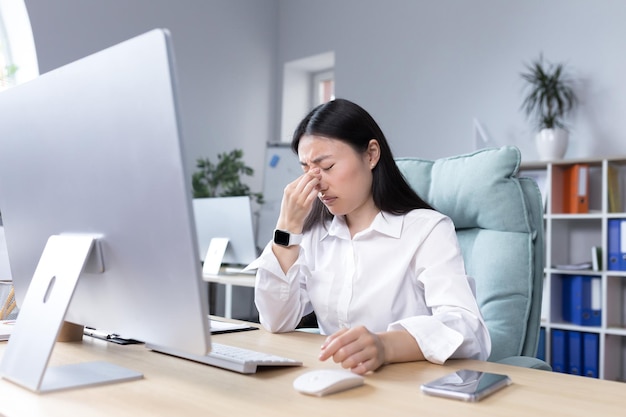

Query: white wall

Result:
[24,0,278,194]
[278,0,626,162]
[21,0,626,182]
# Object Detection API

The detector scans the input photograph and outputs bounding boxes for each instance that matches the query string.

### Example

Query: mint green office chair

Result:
[396,146,550,370]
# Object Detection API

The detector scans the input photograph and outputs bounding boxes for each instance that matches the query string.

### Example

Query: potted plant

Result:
[191,148,263,204]
[520,55,578,161]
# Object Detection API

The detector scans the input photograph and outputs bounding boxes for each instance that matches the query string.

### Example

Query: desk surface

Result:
[202,270,255,287]
[1,324,625,417]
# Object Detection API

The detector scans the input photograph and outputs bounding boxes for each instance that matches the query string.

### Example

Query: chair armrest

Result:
[495,356,552,371]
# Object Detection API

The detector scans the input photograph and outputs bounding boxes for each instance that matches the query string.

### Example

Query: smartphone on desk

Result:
[420,369,511,402]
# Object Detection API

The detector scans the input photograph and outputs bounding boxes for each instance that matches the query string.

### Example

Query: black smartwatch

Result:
[273,229,303,247]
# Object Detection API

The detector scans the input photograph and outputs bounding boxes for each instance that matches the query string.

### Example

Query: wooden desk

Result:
[1,326,625,417]
[202,271,255,318]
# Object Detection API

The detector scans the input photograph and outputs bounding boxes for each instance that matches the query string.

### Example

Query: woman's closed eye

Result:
[321,164,334,171]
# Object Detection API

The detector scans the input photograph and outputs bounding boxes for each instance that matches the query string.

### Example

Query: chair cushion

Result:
[396,146,527,231]
[396,146,535,361]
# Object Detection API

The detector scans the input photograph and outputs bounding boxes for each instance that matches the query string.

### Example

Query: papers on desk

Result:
[210,318,258,334]
[2,318,257,342]
[554,261,592,271]
[0,319,15,341]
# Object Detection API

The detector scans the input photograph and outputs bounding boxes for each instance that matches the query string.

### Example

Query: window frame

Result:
[311,68,335,108]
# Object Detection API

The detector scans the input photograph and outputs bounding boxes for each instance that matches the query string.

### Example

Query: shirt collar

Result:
[324,211,404,240]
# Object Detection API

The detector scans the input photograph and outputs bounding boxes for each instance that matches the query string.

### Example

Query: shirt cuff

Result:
[247,241,305,284]
[245,242,284,277]
[388,316,464,364]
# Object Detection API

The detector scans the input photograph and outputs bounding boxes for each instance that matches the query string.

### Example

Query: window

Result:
[312,69,335,107]
[0,0,38,92]
[280,51,335,142]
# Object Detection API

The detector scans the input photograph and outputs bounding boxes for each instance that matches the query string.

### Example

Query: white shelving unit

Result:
[521,157,626,382]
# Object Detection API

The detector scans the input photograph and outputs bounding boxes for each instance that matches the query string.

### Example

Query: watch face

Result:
[274,229,290,246]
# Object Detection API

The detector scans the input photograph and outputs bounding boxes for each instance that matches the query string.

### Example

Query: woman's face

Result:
[298,135,379,220]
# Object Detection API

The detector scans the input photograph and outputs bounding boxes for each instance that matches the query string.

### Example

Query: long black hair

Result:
[292,98,432,231]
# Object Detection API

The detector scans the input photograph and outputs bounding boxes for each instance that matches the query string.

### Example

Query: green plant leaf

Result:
[191,149,263,204]
[520,55,577,131]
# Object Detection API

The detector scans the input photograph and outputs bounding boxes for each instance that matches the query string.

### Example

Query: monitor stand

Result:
[202,237,230,275]
[0,234,143,393]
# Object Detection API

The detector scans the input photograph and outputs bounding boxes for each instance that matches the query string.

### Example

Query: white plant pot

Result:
[535,128,568,161]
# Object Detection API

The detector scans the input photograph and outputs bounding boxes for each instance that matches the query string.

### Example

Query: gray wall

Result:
[23,0,626,185]
[25,0,278,195]
[19,0,626,321]
[278,0,626,162]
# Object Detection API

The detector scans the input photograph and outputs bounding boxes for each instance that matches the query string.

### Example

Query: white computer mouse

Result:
[293,369,365,396]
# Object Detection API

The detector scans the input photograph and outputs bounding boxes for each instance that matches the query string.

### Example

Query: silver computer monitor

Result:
[193,196,258,267]
[0,29,211,392]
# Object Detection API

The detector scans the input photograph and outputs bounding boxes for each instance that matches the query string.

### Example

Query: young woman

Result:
[249,98,491,375]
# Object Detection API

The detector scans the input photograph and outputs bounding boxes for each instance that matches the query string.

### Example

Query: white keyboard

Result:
[147,342,302,374]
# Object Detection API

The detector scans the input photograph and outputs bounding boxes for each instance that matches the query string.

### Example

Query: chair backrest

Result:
[395,146,544,362]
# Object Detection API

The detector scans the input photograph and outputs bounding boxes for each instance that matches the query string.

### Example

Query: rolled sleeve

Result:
[389,316,463,364]
[252,242,311,332]
[389,307,490,364]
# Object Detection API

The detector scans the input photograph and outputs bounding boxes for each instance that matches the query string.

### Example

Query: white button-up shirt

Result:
[250,209,491,364]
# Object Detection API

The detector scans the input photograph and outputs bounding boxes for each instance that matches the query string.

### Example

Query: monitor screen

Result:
[193,196,258,267]
[0,29,211,391]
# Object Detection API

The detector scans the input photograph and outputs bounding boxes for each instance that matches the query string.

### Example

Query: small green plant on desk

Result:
[191,149,263,204]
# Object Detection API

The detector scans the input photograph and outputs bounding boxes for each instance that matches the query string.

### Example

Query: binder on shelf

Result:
[562,164,589,213]
[607,218,626,271]
[567,331,582,375]
[622,284,626,330]
[551,329,568,373]
[607,163,623,213]
[562,276,574,322]
[562,275,601,326]
[618,218,626,270]
[582,332,599,378]
[587,276,601,326]
[591,246,602,271]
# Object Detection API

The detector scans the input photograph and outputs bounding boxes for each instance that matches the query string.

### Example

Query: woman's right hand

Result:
[276,167,322,234]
